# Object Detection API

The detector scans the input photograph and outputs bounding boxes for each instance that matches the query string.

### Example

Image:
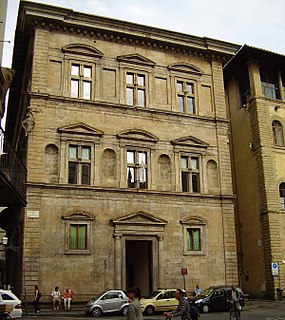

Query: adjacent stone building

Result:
[225,45,285,298]
[10,1,240,300]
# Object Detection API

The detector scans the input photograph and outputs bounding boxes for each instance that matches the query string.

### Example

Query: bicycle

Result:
[0,312,12,320]
[229,299,241,320]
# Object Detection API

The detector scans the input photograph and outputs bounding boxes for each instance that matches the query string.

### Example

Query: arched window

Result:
[272,121,284,146]
[280,183,285,210]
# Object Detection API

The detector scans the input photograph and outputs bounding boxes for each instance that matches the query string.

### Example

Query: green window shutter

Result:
[78,225,87,250]
[70,225,77,250]
[193,229,200,251]
[186,229,191,251]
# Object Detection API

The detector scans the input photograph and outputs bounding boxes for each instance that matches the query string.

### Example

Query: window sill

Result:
[183,251,205,256]
[273,145,285,150]
[64,250,92,255]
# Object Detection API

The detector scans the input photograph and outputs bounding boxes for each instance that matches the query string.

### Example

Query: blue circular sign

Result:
[272,263,278,269]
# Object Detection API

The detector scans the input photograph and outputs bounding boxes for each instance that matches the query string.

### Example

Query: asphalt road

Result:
[22,304,285,320]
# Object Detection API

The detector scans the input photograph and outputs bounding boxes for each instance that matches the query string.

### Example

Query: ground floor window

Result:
[186,228,201,251]
[70,224,87,250]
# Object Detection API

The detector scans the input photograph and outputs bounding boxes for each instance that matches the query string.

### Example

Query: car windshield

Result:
[201,288,213,297]
[146,291,161,299]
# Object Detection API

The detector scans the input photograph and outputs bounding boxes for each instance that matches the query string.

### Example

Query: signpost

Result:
[181,268,187,291]
[272,262,279,276]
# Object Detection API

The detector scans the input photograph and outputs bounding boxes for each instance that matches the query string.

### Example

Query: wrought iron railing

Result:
[0,127,27,202]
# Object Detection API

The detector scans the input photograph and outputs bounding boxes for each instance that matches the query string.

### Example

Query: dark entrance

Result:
[126,240,153,295]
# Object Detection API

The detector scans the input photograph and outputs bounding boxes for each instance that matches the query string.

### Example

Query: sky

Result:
[1,0,285,68]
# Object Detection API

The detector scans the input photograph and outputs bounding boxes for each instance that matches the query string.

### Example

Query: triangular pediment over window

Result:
[117,129,158,143]
[62,211,95,221]
[171,135,208,148]
[180,215,207,225]
[117,53,156,67]
[62,44,103,59]
[58,123,104,137]
[111,211,167,226]
[168,63,203,75]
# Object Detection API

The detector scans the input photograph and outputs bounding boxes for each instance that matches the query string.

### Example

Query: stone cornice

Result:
[26,182,236,201]
[18,1,240,61]
[28,91,231,125]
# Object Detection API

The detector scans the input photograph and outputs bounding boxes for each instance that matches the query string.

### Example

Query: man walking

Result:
[164,289,191,320]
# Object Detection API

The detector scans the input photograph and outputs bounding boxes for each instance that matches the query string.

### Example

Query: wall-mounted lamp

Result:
[2,236,8,245]
[249,142,254,150]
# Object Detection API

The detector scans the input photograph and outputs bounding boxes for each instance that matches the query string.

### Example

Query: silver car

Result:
[85,290,129,317]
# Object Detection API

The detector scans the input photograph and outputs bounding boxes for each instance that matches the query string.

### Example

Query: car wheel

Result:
[122,306,128,316]
[202,304,210,313]
[144,305,155,315]
[91,307,102,317]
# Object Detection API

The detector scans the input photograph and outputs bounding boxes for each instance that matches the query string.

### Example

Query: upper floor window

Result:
[238,69,251,107]
[180,155,200,193]
[68,145,91,185]
[177,81,195,114]
[127,150,148,189]
[70,224,87,250]
[272,121,284,146]
[260,68,280,100]
[280,183,285,210]
[70,64,92,100]
[126,72,146,107]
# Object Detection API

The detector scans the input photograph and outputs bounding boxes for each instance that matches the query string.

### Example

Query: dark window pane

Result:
[187,228,201,251]
[68,162,78,184]
[127,167,135,188]
[192,173,200,193]
[178,96,184,112]
[182,171,189,192]
[81,163,91,185]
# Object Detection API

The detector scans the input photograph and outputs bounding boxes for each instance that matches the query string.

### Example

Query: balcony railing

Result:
[0,127,27,203]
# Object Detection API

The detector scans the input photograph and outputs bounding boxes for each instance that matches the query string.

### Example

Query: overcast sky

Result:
[2,0,285,67]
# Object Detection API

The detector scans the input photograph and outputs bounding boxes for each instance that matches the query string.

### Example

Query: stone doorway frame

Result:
[110,211,167,290]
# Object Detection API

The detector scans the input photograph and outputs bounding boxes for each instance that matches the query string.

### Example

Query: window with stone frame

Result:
[68,144,91,185]
[180,155,200,193]
[70,64,92,100]
[127,149,148,189]
[126,72,146,107]
[280,183,285,210]
[186,228,201,251]
[176,80,195,114]
[272,120,284,146]
[62,213,94,255]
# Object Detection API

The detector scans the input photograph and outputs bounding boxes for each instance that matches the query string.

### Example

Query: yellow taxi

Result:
[140,289,181,315]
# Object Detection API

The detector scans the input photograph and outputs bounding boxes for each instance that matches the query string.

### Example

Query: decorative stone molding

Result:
[58,122,104,137]
[62,43,103,59]
[62,211,95,221]
[22,111,35,136]
[167,63,204,75]
[117,53,156,67]
[111,211,167,226]
[180,215,208,225]
[117,129,159,143]
[171,135,209,148]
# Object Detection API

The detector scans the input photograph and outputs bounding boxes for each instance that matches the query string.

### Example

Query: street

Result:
[22,302,285,320]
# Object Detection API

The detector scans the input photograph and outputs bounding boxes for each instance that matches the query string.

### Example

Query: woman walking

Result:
[126,287,143,320]
[33,285,41,313]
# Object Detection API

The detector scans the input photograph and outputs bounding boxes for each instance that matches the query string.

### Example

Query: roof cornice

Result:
[18,1,240,60]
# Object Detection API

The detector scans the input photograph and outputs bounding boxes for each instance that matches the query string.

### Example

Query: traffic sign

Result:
[181,268,188,276]
[272,262,279,276]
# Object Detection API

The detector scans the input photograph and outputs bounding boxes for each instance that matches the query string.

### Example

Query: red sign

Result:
[181,268,188,275]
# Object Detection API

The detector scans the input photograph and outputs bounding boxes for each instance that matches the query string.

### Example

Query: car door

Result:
[1,292,16,313]
[100,291,122,313]
[210,289,226,311]
[156,291,177,312]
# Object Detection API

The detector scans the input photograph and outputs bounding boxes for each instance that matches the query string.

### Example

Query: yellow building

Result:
[225,45,285,299]
[8,1,240,300]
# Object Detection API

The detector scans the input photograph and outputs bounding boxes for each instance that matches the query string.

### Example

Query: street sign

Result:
[181,268,188,276]
[272,262,279,276]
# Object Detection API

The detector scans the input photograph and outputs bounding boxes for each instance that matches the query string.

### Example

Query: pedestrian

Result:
[63,288,74,311]
[227,285,241,320]
[33,285,41,313]
[126,287,143,320]
[163,288,191,320]
[194,285,202,296]
[51,286,61,311]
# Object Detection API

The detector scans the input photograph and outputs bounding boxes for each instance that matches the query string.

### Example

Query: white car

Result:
[0,290,22,318]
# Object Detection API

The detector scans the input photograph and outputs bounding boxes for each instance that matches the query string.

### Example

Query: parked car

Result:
[140,289,183,315]
[0,290,22,318]
[193,285,245,313]
[85,290,129,317]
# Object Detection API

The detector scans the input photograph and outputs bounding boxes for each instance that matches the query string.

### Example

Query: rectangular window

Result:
[186,228,201,251]
[126,72,146,107]
[260,68,280,100]
[180,155,200,193]
[70,64,92,100]
[177,81,195,114]
[70,224,87,250]
[127,150,148,189]
[68,145,91,185]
